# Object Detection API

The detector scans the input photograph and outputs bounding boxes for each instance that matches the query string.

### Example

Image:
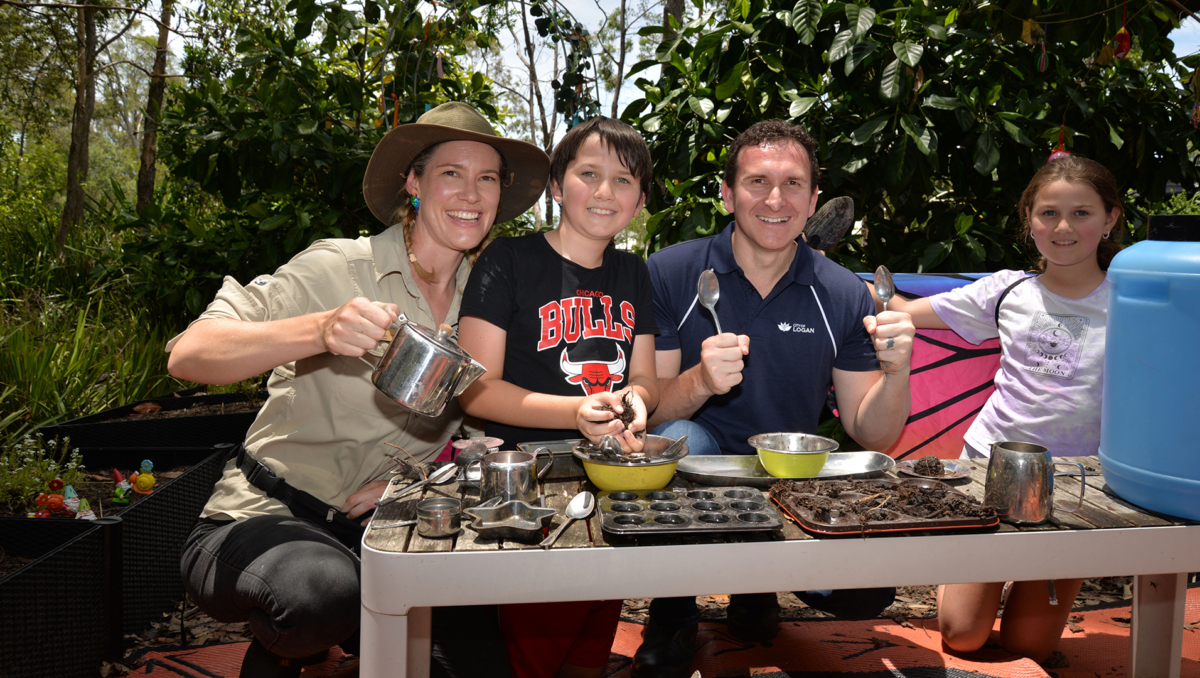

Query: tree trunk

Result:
[137,0,173,215]
[57,5,96,256]
[610,0,627,119]
[663,0,683,36]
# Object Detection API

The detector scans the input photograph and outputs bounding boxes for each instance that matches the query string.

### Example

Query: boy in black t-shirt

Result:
[459,117,659,678]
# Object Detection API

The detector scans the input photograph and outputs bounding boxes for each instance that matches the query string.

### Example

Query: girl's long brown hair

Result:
[1017,155,1124,272]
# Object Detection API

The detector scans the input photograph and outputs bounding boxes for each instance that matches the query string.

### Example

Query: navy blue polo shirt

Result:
[647,223,879,455]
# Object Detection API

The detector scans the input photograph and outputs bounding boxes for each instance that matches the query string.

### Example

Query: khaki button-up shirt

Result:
[169,225,472,520]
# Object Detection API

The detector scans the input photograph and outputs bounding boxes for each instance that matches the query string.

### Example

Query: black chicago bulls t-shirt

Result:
[460,233,659,447]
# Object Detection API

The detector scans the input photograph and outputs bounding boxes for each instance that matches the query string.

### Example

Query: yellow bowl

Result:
[748,433,839,478]
[580,459,680,491]
[572,435,689,491]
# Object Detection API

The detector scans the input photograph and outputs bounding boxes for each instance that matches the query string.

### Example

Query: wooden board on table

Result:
[365,476,422,552]
[1065,457,1177,528]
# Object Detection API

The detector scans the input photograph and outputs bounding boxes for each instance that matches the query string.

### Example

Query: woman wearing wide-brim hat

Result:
[168,102,548,678]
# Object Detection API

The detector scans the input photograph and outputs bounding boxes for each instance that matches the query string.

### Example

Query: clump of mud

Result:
[913,455,944,477]
[595,391,643,439]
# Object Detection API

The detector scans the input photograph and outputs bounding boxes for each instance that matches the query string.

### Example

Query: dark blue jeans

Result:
[182,516,511,677]
[648,587,896,626]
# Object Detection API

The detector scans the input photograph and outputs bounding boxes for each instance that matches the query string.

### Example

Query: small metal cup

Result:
[480,451,539,504]
[416,497,461,538]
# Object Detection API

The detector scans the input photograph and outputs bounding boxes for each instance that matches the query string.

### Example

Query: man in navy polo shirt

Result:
[631,119,916,678]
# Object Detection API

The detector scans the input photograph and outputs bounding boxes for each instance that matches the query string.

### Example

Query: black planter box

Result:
[0,445,227,674]
[0,519,105,678]
[39,392,263,450]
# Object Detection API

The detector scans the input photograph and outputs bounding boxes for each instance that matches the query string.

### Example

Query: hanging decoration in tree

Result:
[1112,0,1131,60]
[1191,65,1200,128]
[1047,127,1071,163]
[1039,23,1049,73]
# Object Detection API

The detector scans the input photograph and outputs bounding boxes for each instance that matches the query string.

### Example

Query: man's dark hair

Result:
[549,116,653,200]
[724,119,820,189]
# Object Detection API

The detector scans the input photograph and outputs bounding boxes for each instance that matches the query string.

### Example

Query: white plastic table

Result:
[360,457,1200,678]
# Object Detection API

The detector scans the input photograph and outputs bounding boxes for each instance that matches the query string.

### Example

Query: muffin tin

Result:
[597,486,783,535]
[770,478,999,536]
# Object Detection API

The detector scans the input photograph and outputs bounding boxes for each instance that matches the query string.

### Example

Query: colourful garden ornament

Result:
[76,498,96,520]
[1047,127,1071,163]
[1113,1,1130,61]
[133,459,156,495]
[1039,23,1048,73]
[113,469,132,504]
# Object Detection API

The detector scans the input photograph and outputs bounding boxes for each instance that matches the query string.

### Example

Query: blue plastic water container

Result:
[1100,215,1200,521]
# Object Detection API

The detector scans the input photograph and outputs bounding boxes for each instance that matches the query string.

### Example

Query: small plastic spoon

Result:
[539,491,595,549]
[376,464,457,507]
[698,269,724,335]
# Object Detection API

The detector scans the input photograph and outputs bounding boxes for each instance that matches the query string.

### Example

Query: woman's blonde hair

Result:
[390,141,512,281]
[1017,155,1124,272]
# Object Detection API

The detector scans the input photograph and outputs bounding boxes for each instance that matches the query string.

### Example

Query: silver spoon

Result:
[698,269,724,335]
[539,491,595,549]
[376,464,457,507]
[661,435,689,459]
[874,265,895,313]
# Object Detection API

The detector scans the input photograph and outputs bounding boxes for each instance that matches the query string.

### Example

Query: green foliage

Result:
[115,0,506,322]
[623,0,1200,273]
[0,300,179,441]
[0,433,87,513]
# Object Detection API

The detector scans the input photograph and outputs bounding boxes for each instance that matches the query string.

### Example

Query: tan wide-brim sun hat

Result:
[363,102,550,226]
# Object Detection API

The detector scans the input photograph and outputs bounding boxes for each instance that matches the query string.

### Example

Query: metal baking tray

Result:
[516,439,587,480]
[676,452,895,487]
[597,486,783,536]
[770,478,999,536]
[465,500,557,541]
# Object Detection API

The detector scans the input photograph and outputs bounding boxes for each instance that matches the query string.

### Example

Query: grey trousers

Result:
[181,516,511,677]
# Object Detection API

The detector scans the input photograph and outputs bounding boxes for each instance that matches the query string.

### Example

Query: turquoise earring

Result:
[411,196,420,212]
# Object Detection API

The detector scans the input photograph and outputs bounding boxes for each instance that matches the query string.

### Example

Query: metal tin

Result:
[516,440,587,480]
[416,497,461,538]
[596,486,783,536]
[771,478,998,535]
[675,452,895,487]
[465,500,557,541]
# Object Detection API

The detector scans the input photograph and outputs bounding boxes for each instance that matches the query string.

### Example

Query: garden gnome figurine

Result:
[76,498,96,520]
[113,469,132,504]
[133,460,156,495]
[62,485,80,514]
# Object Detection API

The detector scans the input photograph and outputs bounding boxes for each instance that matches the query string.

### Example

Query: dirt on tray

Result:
[774,478,996,525]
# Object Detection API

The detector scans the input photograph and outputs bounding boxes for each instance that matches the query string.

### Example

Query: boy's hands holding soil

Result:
[576,387,648,453]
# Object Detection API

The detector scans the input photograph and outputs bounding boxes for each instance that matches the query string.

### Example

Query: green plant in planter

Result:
[0,433,86,513]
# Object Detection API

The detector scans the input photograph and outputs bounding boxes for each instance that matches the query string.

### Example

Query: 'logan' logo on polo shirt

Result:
[777,322,816,334]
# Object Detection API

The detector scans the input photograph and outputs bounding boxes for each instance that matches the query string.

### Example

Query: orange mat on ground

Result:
[126,588,1200,677]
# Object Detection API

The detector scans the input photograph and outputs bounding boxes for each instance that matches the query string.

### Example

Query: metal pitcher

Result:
[357,313,486,417]
[984,441,1086,524]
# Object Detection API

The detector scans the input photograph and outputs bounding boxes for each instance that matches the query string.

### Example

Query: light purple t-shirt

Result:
[928,270,1107,458]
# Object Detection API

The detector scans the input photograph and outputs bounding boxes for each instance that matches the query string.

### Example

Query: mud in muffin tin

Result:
[770,478,999,536]
[597,487,783,535]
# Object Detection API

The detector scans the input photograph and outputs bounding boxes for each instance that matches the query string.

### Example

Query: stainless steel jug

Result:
[357,313,486,417]
[984,441,1086,524]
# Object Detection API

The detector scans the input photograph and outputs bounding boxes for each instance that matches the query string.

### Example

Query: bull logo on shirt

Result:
[560,347,626,395]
